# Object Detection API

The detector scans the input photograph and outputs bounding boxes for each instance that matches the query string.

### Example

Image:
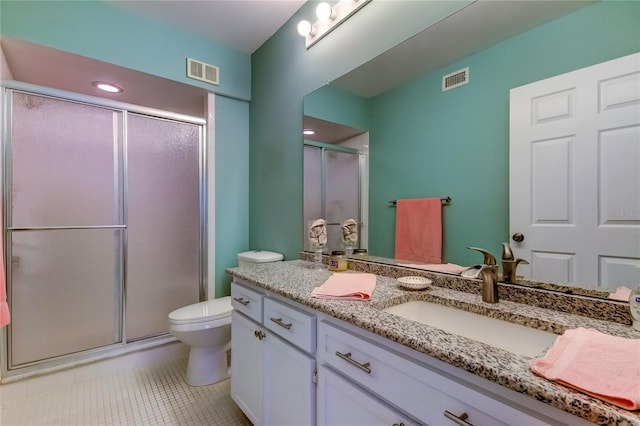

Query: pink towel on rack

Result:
[398,263,467,275]
[394,198,442,264]
[530,327,640,410]
[0,210,10,328]
[311,273,376,300]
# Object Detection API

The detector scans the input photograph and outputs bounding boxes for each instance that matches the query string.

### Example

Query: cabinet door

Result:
[317,366,419,426]
[231,311,264,425]
[263,332,316,426]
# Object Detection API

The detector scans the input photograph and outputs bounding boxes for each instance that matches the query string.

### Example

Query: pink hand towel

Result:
[0,210,9,328]
[311,273,376,300]
[395,198,442,264]
[399,263,467,275]
[530,327,640,410]
[609,286,632,301]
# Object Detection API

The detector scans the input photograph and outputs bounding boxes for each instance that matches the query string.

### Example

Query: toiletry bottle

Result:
[630,284,640,331]
[328,251,347,272]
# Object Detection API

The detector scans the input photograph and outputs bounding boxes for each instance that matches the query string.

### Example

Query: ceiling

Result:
[1,1,307,117]
[303,115,365,144]
[104,0,307,54]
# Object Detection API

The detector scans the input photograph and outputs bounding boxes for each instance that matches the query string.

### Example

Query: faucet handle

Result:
[467,246,497,265]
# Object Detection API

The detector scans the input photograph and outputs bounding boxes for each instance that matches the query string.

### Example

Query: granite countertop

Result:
[226,260,640,426]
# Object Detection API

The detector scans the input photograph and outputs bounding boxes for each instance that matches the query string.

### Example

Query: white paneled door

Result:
[510,53,640,289]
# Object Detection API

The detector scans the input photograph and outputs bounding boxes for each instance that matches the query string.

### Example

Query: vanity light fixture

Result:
[298,0,371,49]
[297,20,315,37]
[316,2,336,21]
[92,81,123,93]
[303,129,316,135]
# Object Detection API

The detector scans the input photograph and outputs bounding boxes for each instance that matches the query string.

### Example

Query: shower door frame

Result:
[303,141,366,251]
[0,81,208,378]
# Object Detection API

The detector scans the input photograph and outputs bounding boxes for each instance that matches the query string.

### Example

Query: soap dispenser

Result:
[630,284,640,331]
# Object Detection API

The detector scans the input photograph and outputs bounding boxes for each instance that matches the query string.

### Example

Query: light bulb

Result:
[92,81,123,93]
[303,129,316,135]
[297,20,313,37]
[316,2,334,20]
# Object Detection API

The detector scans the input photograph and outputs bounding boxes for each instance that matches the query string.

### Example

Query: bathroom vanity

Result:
[227,259,640,425]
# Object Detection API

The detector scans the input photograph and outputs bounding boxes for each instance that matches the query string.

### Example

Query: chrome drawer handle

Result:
[335,351,371,374]
[392,423,405,426]
[270,317,292,330]
[444,411,473,426]
[233,297,249,306]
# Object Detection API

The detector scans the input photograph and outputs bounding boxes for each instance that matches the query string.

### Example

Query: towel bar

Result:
[388,197,451,206]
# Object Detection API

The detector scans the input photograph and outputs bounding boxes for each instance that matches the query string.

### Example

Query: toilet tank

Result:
[237,250,284,267]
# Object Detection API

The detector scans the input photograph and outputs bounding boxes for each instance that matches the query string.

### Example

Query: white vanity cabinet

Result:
[318,364,420,426]
[231,282,316,426]
[231,310,265,424]
[316,318,592,426]
[231,284,265,424]
[230,278,594,426]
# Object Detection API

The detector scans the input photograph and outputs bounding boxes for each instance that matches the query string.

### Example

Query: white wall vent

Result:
[187,58,219,85]
[442,67,469,91]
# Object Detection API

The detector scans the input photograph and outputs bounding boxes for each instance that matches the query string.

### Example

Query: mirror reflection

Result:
[302,1,640,300]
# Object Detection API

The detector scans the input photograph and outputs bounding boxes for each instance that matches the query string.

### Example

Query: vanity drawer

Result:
[264,297,316,353]
[231,282,263,323]
[317,320,548,426]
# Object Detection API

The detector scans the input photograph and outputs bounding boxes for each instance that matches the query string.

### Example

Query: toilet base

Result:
[185,345,230,387]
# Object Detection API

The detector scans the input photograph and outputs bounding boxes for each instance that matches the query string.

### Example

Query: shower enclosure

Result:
[1,83,206,376]
[303,142,365,252]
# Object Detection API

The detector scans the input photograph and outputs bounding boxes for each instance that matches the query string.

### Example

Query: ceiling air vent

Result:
[442,67,469,91]
[187,58,219,85]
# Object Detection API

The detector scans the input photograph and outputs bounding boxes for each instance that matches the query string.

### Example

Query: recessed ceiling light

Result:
[92,81,123,93]
[303,129,316,135]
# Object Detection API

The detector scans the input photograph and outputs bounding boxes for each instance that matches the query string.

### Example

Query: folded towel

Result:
[395,198,442,264]
[398,263,467,275]
[609,286,632,301]
[530,327,640,410]
[311,273,376,300]
[0,210,9,328]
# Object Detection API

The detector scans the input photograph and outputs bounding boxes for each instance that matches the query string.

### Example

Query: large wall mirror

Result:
[303,0,640,300]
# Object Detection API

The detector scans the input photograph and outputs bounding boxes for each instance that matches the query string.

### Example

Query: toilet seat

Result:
[169,296,232,326]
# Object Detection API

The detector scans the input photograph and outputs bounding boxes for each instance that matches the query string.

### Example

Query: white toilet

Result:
[168,296,232,386]
[168,250,283,386]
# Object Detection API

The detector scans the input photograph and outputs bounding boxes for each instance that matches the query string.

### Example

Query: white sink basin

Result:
[383,301,558,357]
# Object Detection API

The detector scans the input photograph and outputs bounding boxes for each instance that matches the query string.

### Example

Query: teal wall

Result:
[0,0,250,99]
[251,1,640,263]
[1,0,252,297]
[304,84,369,131]
[215,96,249,294]
[250,0,473,259]
[370,0,640,265]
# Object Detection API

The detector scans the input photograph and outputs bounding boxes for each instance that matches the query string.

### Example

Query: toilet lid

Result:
[168,296,232,324]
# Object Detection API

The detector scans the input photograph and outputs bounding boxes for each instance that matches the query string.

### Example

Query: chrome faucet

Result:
[500,242,529,284]
[468,247,499,303]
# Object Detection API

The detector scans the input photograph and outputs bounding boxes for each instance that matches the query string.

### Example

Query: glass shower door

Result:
[325,150,360,249]
[7,92,123,366]
[125,114,201,340]
[303,144,361,251]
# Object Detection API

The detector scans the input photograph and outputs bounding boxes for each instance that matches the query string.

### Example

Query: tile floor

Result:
[0,348,251,426]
